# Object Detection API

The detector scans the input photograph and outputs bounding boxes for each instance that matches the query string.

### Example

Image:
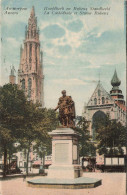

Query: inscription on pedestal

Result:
[55,143,69,164]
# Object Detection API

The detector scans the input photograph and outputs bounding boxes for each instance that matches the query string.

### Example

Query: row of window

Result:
[22,78,32,98]
[93,97,108,105]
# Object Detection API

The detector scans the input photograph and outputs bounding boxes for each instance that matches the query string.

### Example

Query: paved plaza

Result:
[0,173,126,195]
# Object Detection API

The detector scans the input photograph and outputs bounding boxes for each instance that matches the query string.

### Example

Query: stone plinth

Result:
[28,177,102,189]
[27,127,102,189]
[48,128,83,179]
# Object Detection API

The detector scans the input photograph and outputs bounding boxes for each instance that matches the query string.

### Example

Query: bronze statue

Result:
[55,90,75,128]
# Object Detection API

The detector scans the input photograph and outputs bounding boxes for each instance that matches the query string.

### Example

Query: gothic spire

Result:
[9,66,16,84]
[27,6,38,39]
[31,6,35,16]
[111,69,121,89]
[18,6,44,105]
[10,66,15,76]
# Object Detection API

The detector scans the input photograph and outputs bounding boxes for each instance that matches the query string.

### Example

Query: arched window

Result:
[28,78,32,98]
[106,97,108,103]
[92,111,107,140]
[98,89,101,96]
[35,44,37,71]
[31,30,33,37]
[22,79,25,90]
[102,97,105,104]
[94,98,97,105]
[29,43,32,62]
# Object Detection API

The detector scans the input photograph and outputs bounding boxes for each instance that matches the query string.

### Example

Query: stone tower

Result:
[18,6,44,106]
[110,70,125,109]
[9,66,16,84]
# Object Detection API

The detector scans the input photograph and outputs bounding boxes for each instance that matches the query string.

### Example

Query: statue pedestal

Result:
[48,128,83,179]
[28,127,102,188]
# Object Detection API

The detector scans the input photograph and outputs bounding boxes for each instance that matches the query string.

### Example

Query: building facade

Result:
[18,6,44,106]
[83,70,126,138]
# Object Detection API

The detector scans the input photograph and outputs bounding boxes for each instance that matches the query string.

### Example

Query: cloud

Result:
[84,64,101,69]
[6,37,20,48]
[96,32,102,38]
[46,43,54,48]
[78,30,125,54]
[67,19,83,32]
[40,19,84,51]
[58,44,72,54]
[42,24,65,39]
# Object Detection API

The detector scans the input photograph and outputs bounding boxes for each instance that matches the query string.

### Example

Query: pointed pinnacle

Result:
[111,69,121,87]
[30,6,35,17]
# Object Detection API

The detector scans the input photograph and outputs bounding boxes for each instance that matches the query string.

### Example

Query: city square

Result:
[0,173,126,195]
[0,0,126,194]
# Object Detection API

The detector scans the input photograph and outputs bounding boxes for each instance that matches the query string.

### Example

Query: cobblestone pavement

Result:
[0,173,126,195]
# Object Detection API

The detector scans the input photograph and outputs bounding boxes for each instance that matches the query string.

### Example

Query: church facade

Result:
[83,70,126,138]
[18,6,44,106]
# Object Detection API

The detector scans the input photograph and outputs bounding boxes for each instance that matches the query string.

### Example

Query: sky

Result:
[1,0,126,115]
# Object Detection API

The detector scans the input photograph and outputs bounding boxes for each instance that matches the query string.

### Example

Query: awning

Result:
[33,160,41,165]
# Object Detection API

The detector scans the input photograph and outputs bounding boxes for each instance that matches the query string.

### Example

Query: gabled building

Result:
[83,70,126,139]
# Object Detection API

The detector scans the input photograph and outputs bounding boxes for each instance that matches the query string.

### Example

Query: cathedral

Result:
[83,70,126,138]
[18,6,44,106]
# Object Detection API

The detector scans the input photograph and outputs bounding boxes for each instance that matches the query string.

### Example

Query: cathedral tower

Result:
[18,6,44,106]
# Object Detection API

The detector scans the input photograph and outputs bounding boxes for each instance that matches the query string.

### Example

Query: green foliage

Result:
[33,109,59,158]
[0,84,27,176]
[0,84,26,128]
[0,84,27,149]
[75,117,96,157]
[17,103,59,175]
[19,106,59,147]
[0,83,59,176]
[95,115,126,155]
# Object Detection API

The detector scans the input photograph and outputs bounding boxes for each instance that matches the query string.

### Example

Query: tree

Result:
[0,84,27,177]
[95,116,126,155]
[33,109,59,171]
[0,84,59,176]
[75,117,96,161]
[19,106,59,175]
[18,102,44,175]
